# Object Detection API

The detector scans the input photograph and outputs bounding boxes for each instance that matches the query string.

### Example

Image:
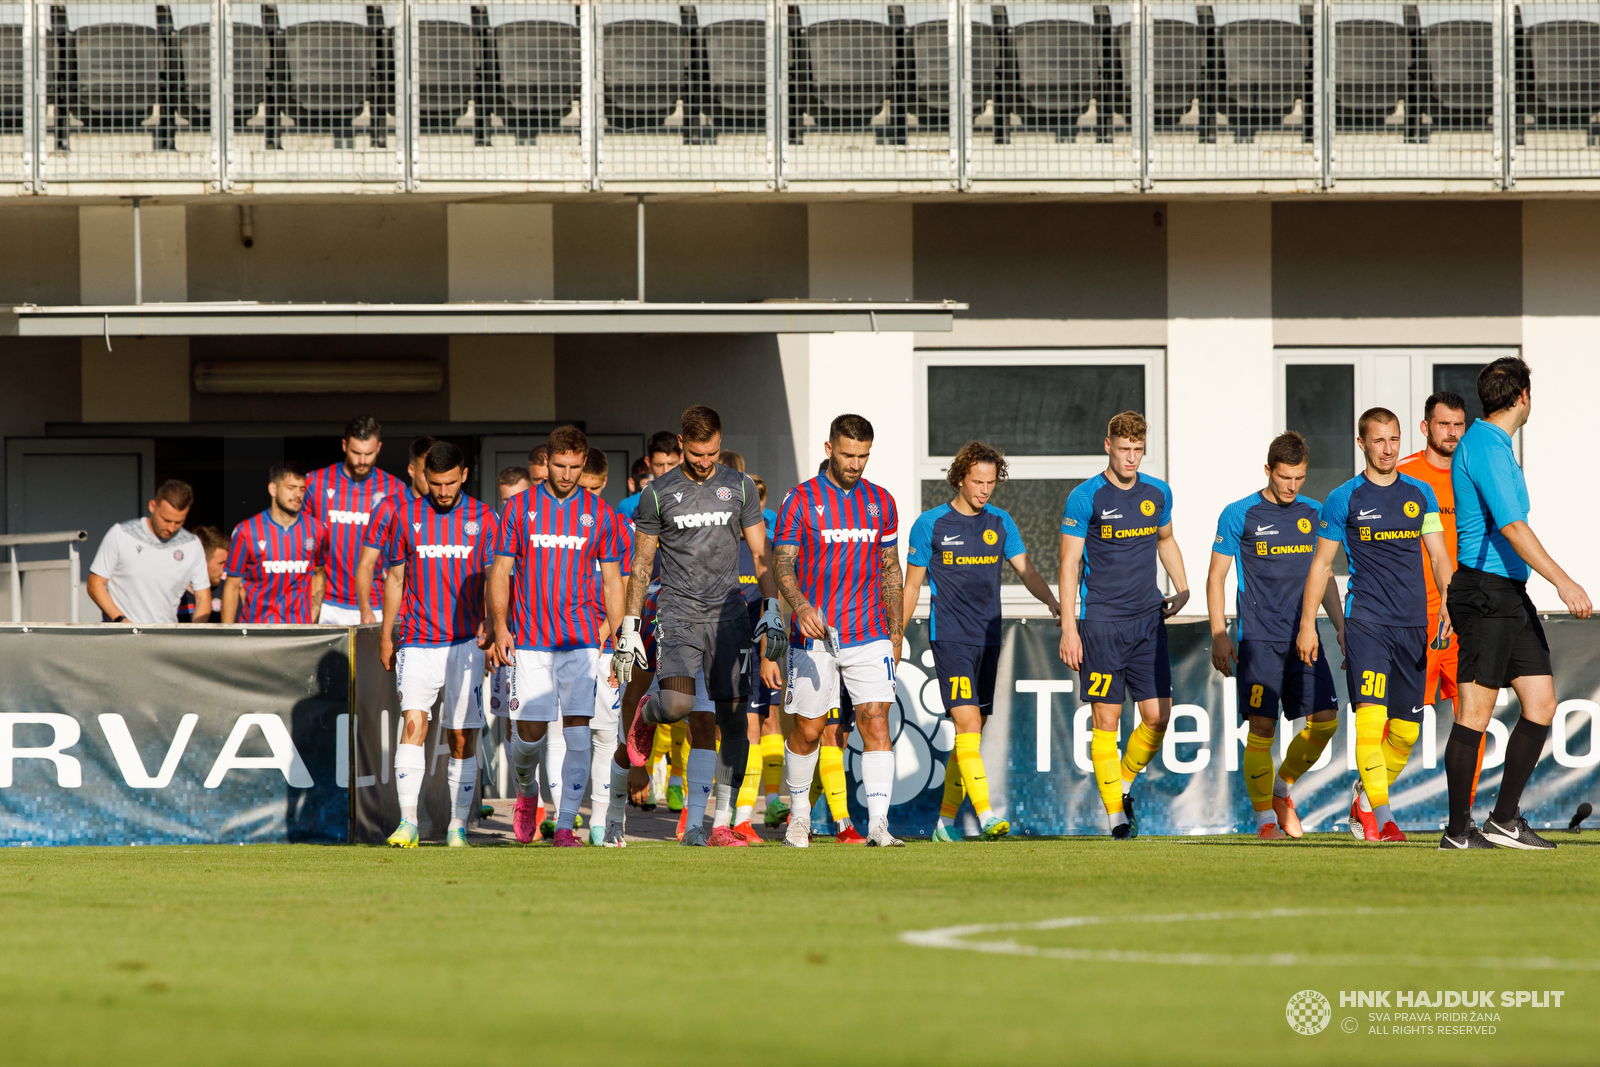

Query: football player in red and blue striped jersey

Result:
[379,441,498,850]
[773,413,905,848]
[304,415,410,626]
[355,435,435,624]
[489,429,625,848]
[221,461,329,625]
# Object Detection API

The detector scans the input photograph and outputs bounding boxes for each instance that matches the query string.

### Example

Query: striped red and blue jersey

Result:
[775,474,898,647]
[392,494,498,647]
[226,510,330,624]
[304,463,408,610]
[595,510,634,653]
[361,484,422,562]
[492,484,623,651]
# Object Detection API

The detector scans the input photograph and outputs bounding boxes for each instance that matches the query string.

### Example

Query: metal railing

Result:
[5,1,1600,187]
[0,529,87,623]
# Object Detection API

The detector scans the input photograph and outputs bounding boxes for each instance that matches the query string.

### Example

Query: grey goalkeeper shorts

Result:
[654,613,753,704]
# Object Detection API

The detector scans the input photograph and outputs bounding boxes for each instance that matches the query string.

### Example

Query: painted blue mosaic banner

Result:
[0,626,352,846]
[834,616,1600,838]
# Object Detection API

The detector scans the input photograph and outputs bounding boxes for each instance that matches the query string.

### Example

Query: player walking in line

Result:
[578,447,635,846]
[304,415,410,626]
[732,474,781,843]
[616,431,682,523]
[772,414,905,849]
[1058,412,1190,839]
[1207,432,1345,840]
[1442,357,1592,850]
[615,406,784,847]
[222,461,329,625]
[1297,408,1454,844]
[489,431,624,849]
[1395,393,1476,794]
[381,442,498,849]
[527,444,549,485]
[355,435,436,623]
[905,441,1060,843]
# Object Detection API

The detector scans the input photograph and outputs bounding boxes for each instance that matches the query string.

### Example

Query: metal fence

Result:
[4,1,1600,187]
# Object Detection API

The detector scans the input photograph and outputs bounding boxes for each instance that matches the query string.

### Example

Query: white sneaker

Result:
[682,825,709,847]
[784,804,811,848]
[603,820,627,848]
[865,821,905,848]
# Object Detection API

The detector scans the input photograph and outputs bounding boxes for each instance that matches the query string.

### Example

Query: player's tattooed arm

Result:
[880,544,904,662]
[625,532,658,617]
[772,544,810,614]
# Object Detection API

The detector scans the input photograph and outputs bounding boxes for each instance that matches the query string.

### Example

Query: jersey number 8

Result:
[1249,684,1264,708]
[1359,671,1387,699]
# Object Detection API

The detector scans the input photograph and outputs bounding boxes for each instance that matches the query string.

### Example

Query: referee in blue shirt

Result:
[1442,357,1592,850]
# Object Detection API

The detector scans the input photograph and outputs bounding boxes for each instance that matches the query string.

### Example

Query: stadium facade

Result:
[1,0,1595,620]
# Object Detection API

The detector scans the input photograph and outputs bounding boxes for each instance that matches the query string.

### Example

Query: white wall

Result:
[447,204,554,301]
[1166,202,1275,617]
[80,205,187,304]
[1520,201,1600,611]
[448,335,556,421]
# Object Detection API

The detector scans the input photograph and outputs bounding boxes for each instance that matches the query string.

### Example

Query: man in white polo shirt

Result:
[88,480,212,624]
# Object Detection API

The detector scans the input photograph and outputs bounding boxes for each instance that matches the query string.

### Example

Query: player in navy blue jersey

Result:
[1297,408,1454,845]
[616,406,783,848]
[774,413,905,848]
[905,441,1059,843]
[355,435,435,624]
[381,442,499,850]
[490,431,624,849]
[221,461,329,625]
[304,415,410,625]
[1059,411,1190,839]
[1207,431,1346,840]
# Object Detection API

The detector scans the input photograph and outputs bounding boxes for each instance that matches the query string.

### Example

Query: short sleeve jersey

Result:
[361,484,422,562]
[492,483,623,651]
[1451,420,1530,581]
[1213,492,1322,642]
[1395,451,1458,617]
[226,510,331,624]
[907,503,1025,646]
[630,464,764,624]
[304,463,408,610]
[89,519,211,624]
[392,495,498,647]
[1318,473,1442,629]
[1060,473,1173,621]
[775,474,899,647]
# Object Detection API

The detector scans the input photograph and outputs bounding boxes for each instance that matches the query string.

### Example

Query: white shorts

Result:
[646,668,715,714]
[510,647,601,722]
[488,663,513,719]
[318,602,379,625]
[786,639,897,721]
[396,641,485,730]
[593,652,622,733]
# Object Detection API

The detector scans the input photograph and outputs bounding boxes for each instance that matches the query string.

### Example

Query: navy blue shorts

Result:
[826,684,857,734]
[931,641,1000,715]
[1236,639,1338,720]
[1078,613,1171,705]
[1343,620,1427,724]
[746,652,777,712]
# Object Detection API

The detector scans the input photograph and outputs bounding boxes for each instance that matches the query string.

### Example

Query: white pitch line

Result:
[900,907,1600,971]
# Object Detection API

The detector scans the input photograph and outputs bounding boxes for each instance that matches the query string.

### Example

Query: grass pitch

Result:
[3,833,1597,1066]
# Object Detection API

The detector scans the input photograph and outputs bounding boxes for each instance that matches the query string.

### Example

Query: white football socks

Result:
[509,731,545,799]
[545,725,567,808]
[1373,803,1395,827]
[861,751,894,832]
[686,748,716,835]
[589,727,617,832]
[1256,808,1278,828]
[447,755,476,832]
[784,743,820,814]
[735,801,754,826]
[607,759,630,833]
[394,743,425,826]
[712,780,733,829]
[557,725,591,830]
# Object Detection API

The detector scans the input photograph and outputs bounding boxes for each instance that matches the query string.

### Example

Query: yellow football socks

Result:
[1354,705,1390,808]
[1277,717,1338,787]
[1383,718,1421,787]
[954,732,992,820]
[760,732,784,801]
[670,721,689,783]
[1120,723,1165,792]
[736,741,762,811]
[939,756,965,821]
[1243,731,1275,812]
[1091,728,1124,814]
[818,746,849,823]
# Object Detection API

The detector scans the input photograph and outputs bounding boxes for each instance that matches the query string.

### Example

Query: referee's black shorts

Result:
[1446,566,1552,689]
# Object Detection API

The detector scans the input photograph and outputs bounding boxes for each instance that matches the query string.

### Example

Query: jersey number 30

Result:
[1359,671,1388,699]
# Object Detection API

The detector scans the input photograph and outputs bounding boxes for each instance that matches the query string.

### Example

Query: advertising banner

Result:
[842,617,1600,837]
[0,625,351,845]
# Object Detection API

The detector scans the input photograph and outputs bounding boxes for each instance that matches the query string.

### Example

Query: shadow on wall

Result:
[287,650,353,843]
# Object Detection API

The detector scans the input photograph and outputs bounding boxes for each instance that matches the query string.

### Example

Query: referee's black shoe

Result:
[1438,823,1497,850]
[1123,794,1139,839]
[1482,814,1557,850]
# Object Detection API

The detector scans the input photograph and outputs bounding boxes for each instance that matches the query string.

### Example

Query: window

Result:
[916,349,1165,610]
